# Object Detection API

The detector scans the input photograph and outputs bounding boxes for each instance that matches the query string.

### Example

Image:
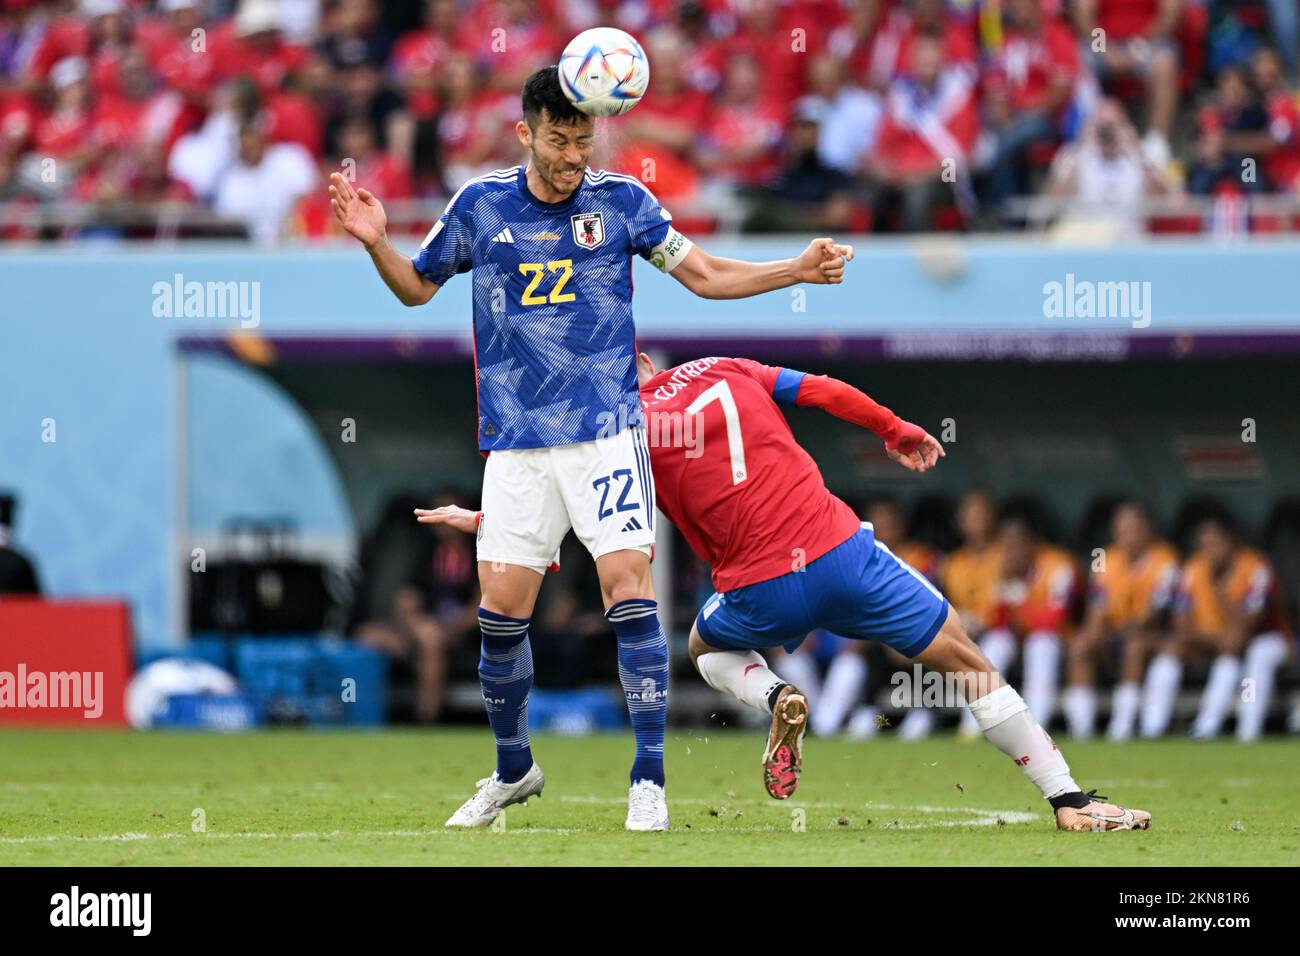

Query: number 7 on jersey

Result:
[687,380,748,484]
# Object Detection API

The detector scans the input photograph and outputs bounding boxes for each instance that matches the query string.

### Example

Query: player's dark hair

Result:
[522,66,587,129]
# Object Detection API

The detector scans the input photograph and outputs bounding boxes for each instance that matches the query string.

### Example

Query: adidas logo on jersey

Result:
[490,228,515,243]
[622,516,643,533]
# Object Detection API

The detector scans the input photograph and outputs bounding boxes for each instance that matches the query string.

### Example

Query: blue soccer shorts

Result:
[694,524,949,658]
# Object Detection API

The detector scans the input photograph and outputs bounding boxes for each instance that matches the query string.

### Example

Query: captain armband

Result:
[647,227,693,274]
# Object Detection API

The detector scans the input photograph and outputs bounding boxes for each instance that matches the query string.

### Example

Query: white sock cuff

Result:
[967,684,1028,731]
[696,649,763,688]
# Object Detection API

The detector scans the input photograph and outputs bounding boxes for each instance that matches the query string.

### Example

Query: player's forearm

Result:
[794,374,905,443]
[366,233,437,306]
[688,253,798,300]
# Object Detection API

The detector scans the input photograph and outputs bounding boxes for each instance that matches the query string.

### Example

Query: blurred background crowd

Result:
[5,0,1300,239]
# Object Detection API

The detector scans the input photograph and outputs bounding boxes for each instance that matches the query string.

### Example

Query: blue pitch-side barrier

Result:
[4,238,1300,651]
[233,638,388,727]
[139,636,388,727]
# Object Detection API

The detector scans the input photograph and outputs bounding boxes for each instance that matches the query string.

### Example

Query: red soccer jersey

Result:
[639,357,861,593]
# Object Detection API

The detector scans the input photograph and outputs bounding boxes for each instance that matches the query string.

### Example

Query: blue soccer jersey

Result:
[411,165,680,451]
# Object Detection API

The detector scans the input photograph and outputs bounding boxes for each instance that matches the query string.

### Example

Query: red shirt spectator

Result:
[91,91,148,152]
[391,0,474,121]
[25,14,91,82]
[264,90,323,155]
[1264,91,1300,190]
[0,92,38,156]
[865,0,977,90]
[33,105,92,160]
[438,90,515,174]
[984,15,1080,122]
[700,53,785,185]
[728,0,843,111]
[462,0,562,92]
[26,7,136,97]
[875,68,979,177]
[829,0,895,83]
[207,21,310,96]
[1096,0,1159,40]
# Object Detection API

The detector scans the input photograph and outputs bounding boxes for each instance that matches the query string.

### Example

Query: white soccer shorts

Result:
[477,425,657,575]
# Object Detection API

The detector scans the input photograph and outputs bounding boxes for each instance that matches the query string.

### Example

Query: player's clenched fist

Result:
[329,171,387,249]
[793,237,854,285]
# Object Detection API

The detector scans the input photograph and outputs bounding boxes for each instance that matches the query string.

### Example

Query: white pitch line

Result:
[556,794,1040,820]
[0,802,1040,845]
[0,827,586,845]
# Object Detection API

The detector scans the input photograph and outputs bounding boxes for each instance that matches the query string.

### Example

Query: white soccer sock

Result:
[1107,682,1141,742]
[1139,652,1181,738]
[1237,634,1289,741]
[1192,654,1242,738]
[958,629,1016,735]
[774,652,821,709]
[1022,631,1062,728]
[1062,685,1096,739]
[813,651,868,735]
[696,650,786,714]
[968,684,1079,800]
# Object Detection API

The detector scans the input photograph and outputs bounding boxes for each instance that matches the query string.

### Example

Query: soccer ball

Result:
[558,27,650,117]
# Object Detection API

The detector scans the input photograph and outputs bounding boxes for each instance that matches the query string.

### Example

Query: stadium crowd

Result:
[3,0,1300,238]
[354,486,1299,738]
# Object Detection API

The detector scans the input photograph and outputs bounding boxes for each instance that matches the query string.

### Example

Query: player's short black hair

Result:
[522,66,587,129]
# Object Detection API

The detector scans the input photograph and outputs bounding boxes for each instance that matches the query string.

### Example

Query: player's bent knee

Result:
[687,626,712,668]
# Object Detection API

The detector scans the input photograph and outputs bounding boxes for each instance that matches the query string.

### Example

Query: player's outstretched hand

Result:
[793,237,855,285]
[886,424,944,474]
[329,171,387,248]
[414,505,479,534]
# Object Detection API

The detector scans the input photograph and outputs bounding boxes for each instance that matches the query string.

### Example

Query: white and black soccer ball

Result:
[558,27,650,117]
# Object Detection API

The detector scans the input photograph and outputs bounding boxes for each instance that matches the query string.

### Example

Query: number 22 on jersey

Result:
[519,259,576,306]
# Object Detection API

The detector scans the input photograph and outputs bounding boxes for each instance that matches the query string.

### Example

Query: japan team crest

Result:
[570,212,605,249]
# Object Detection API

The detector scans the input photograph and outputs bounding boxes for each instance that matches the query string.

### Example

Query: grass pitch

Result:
[0,728,1296,866]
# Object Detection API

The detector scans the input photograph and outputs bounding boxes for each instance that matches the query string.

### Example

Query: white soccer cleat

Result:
[625,780,669,831]
[444,763,544,828]
[1055,790,1151,832]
